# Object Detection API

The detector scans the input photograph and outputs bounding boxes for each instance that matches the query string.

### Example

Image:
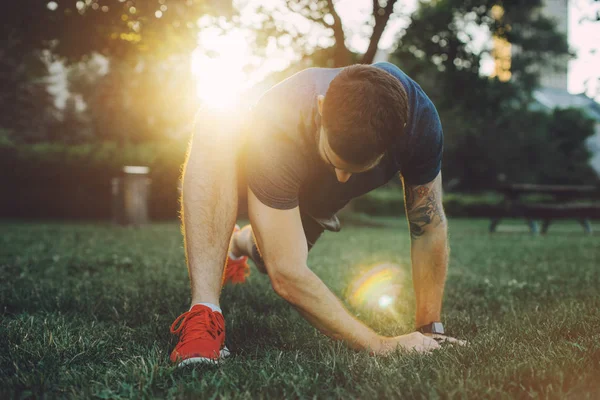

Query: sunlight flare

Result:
[378,295,393,308]
[347,263,405,313]
[191,29,249,110]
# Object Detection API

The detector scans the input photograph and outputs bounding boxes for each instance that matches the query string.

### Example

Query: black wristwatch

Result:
[416,322,445,335]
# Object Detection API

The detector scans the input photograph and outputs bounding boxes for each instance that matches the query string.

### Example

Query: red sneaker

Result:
[170,304,229,366]
[224,225,250,284]
[224,255,250,284]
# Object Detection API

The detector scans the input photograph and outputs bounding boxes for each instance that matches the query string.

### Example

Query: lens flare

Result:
[378,295,393,308]
[347,263,404,312]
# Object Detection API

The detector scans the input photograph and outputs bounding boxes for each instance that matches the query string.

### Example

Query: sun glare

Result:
[378,295,393,308]
[191,29,249,109]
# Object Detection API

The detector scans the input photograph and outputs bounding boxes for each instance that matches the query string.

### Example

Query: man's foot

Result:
[224,254,250,284]
[170,304,230,366]
[224,225,250,284]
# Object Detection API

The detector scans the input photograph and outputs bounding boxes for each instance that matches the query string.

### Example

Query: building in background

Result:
[538,0,570,90]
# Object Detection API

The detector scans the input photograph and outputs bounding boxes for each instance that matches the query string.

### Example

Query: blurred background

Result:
[1,0,599,223]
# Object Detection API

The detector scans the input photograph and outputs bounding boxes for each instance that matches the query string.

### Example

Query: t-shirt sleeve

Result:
[245,109,309,210]
[401,102,444,185]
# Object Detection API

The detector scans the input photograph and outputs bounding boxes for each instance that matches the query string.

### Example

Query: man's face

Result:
[317,126,380,183]
[316,95,381,183]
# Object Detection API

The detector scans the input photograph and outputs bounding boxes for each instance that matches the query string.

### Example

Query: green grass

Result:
[1,218,599,399]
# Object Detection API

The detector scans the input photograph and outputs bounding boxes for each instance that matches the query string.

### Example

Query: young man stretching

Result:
[170,62,463,366]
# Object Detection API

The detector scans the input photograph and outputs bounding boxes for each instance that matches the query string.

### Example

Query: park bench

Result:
[489,183,600,234]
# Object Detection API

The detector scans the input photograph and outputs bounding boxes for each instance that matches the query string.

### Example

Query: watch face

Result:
[432,322,445,334]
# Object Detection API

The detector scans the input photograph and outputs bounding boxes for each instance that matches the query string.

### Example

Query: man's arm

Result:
[402,172,448,328]
[248,188,440,354]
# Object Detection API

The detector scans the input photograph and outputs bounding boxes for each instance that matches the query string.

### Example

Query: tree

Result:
[1,1,232,62]
[541,108,597,184]
[0,41,58,143]
[255,0,401,68]
[0,0,232,144]
[52,95,93,144]
[391,0,592,189]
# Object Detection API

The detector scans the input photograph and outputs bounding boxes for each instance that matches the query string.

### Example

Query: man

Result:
[169,61,463,366]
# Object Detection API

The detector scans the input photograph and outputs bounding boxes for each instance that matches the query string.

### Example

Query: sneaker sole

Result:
[176,347,231,367]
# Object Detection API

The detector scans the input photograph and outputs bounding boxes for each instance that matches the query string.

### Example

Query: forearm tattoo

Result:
[405,184,445,240]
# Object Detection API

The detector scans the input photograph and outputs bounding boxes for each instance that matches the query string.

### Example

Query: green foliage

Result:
[352,187,508,217]
[350,186,598,218]
[1,220,599,398]
[1,1,231,62]
[392,0,597,189]
[62,57,200,144]
[0,1,231,145]
[394,0,570,97]
[0,47,59,143]
[443,192,507,217]
[352,186,405,217]
[440,106,597,187]
[541,108,598,184]
[0,140,188,220]
[257,0,398,68]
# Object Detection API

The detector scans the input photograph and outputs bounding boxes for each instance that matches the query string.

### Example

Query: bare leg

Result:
[180,111,241,306]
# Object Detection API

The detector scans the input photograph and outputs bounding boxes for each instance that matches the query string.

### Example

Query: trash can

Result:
[111,166,151,226]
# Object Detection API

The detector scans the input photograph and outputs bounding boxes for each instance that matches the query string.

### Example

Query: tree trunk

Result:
[327,0,352,66]
[361,0,397,64]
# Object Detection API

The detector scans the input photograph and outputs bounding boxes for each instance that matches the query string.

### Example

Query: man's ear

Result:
[317,95,325,116]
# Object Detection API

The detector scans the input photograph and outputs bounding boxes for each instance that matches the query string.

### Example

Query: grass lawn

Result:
[1,218,599,399]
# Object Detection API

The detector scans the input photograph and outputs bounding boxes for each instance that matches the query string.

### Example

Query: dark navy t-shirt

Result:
[246,62,443,220]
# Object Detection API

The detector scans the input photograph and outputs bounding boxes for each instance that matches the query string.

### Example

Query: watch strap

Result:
[416,322,445,335]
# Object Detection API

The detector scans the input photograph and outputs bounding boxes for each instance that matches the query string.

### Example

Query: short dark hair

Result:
[322,64,409,166]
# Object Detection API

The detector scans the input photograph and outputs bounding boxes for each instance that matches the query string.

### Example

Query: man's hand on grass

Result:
[423,333,468,346]
[372,332,467,355]
[373,332,441,355]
